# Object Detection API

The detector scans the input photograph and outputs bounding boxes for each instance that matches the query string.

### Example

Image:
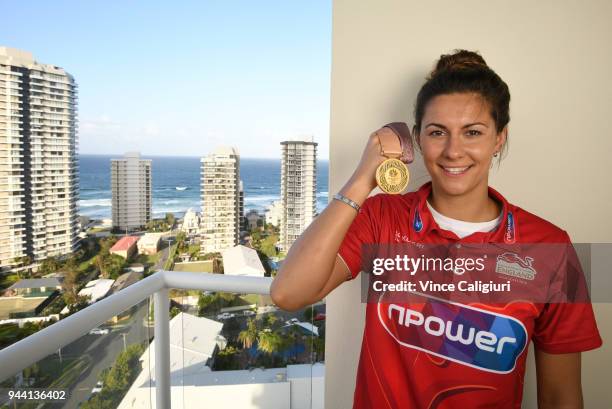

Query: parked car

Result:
[314,313,326,321]
[91,380,103,394]
[89,327,109,335]
[216,312,236,320]
[243,310,256,316]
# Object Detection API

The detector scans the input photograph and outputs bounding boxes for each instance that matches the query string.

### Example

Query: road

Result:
[49,300,150,409]
[153,234,176,272]
[56,234,177,408]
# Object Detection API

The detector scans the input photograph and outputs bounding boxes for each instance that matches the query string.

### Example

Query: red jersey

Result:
[338,182,602,409]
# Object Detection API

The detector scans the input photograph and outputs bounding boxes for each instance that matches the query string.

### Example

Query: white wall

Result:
[327,0,612,407]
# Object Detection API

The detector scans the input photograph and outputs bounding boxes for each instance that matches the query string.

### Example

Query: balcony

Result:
[0,271,324,408]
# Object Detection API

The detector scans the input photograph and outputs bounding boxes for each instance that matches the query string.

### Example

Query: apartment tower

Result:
[200,146,240,254]
[280,137,317,251]
[111,152,152,232]
[0,47,79,268]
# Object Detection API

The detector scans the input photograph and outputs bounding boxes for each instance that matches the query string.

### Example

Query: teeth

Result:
[443,166,470,174]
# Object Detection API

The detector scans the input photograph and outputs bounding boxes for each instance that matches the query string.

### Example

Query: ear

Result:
[495,125,508,153]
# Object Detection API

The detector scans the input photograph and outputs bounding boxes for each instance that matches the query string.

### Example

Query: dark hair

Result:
[413,49,510,159]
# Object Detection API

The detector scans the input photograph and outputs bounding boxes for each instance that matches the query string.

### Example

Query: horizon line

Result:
[79,152,330,160]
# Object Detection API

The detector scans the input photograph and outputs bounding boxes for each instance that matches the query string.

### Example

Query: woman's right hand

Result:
[349,126,411,194]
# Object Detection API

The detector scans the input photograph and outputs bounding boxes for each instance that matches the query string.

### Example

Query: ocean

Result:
[79,154,329,220]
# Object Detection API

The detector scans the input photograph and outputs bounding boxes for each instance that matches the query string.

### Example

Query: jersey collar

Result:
[407,181,516,244]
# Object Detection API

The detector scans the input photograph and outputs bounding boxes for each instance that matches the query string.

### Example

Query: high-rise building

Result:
[238,180,245,231]
[200,146,240,254]
[111,152,151,232]
[280,136,317,251]
[0,47,79,268]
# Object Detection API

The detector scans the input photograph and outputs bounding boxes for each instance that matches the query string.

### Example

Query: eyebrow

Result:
[425,122,489,129]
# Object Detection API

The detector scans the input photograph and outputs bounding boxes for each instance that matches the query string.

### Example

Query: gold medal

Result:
[376,158,409,194]
[374,123,413,194]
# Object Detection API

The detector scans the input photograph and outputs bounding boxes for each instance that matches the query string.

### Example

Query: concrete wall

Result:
[326,0,612,407]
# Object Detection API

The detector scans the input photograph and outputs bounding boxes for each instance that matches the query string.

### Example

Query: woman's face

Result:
[417,92,507,197]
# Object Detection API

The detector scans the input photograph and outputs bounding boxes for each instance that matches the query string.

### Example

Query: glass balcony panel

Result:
[158,289,325,408]
[0,299,153,408]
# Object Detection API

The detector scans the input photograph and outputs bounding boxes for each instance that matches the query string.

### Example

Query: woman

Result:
[270,50,601,408]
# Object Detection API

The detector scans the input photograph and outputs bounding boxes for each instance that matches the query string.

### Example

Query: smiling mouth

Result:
[439,165,473,176]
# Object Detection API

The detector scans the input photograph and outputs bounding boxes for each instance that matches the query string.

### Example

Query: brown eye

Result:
[466,130,482,136]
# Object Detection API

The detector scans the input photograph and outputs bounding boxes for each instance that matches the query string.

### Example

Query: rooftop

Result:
[78,279,115,303]
[138,233,163,247]
[6,277,63,291]
[0,297,50,320]
[110,271,142,294]
[221,245,265,276]
[110,236,139,252]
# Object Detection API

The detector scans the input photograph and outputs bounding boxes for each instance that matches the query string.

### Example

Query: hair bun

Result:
[430,49,489,78]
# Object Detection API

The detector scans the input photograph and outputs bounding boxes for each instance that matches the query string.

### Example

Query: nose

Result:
[442,133,465,160]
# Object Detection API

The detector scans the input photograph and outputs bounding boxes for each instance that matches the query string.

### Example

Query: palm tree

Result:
[263,313,278,328]
[238,318,258,349]
[257,330,283,355]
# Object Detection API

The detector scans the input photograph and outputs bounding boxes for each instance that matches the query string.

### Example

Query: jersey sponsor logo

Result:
[495,252,536,280]
[504,211,516,243]
[413,208,423,232]
[377,293,528,374]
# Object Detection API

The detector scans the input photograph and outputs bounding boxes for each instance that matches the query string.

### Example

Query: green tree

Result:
[170,306,181,319]
[257,330,283,355]
[63,294,91,315]
[103,254,126,279]
[197,293,215,316]
[238,318,258,349]
[176,231,187,252]
[164,213,175,228]
[263,313,278,329]
[61,268,80,304]
[259,234,278,258]
[104,343,143,392]
[201,252,221,261]
[82,343,144,409]
[99,237,118,256]
[39,257,60,275]
[215,345,240,370]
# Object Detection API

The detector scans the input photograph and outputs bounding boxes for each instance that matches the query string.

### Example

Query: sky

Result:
[1,1,332,159]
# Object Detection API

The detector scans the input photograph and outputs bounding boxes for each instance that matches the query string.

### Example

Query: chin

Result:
[432,175,477,197]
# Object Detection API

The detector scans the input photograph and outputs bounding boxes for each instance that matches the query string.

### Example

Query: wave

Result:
[244,195,280,203]
[79,199,112,207]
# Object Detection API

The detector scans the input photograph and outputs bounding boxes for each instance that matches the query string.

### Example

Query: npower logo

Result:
[377,293,528,374]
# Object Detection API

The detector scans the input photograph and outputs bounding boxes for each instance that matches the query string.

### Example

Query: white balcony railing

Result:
[0,271,273,408]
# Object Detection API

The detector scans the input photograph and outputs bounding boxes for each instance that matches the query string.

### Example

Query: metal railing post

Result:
[154,288,171,408]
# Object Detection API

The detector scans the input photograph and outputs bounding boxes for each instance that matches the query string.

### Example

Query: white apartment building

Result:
[280,137,317,251]
[238,180,245,231]
[200,147,240,254]
[111,152,151,231]
[265,200,283,227]
[181,208,201,236]
[0,47,79,268]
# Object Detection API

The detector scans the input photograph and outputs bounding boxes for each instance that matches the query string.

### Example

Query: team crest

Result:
[495,252,536,280]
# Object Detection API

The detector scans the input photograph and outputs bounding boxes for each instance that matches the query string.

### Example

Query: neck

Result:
[428,181,501,222]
